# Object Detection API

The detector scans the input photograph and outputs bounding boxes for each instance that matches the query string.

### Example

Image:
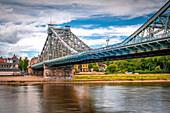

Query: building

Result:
[74,64,89,72]
[0,55,20,76]
[98,63,107,71]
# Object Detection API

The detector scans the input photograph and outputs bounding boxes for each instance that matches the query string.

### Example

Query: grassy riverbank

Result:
[73,74,170,81]
[0,74,170,84]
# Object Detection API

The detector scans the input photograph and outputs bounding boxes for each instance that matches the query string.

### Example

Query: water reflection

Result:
[0,85,42,113]
[42,84,96,113]
[0,82,170,113]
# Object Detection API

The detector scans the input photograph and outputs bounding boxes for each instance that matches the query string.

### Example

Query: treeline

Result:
[19,57,29,72]
[105,55,170,74]
[89,55,170,74]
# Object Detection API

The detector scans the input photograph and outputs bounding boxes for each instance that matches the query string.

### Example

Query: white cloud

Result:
[82,24,95,28]
[5,8,13,13]
[82,37,122,46]
[0,0,167,20]
[71,24,141,37]
[16,33,47,52]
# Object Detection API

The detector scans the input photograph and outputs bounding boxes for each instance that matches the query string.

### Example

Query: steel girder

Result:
[122,1,170,45]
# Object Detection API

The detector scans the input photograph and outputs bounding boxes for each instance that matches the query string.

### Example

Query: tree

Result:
[106,64,118,73]
[93,65,99,72]
[23,57,29,72]
[88,63,93,69]
[19,57,23,71]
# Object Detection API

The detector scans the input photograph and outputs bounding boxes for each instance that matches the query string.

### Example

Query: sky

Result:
[0,0,169,59]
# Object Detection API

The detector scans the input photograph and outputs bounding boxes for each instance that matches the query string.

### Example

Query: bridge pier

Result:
[43,64,74,78]
[28,67,43,76]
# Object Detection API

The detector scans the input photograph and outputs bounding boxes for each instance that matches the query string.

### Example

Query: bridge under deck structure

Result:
[30,1,170,77]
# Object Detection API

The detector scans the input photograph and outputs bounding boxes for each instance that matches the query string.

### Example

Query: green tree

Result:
[88,63,93,69]
[19,57,23,71]
[106,64,118,73]
[23,57,29,72]
[93,65,99,72]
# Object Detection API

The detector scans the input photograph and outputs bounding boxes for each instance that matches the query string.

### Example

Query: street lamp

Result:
[106,39,110,46]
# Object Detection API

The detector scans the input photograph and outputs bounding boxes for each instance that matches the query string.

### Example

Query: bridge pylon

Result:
[37,24,91,63]
[29,25,90,78]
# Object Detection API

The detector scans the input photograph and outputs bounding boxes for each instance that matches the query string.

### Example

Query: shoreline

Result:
[0,75,170,85]
[0,80,170,85]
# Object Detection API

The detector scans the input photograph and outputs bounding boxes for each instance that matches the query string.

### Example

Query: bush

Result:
[133,69,166,74]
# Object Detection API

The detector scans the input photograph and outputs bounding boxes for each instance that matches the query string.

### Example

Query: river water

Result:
[0,82,170,113]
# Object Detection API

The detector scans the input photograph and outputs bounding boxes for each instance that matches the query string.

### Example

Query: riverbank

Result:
[0,74,170,85]
[74,74,170,80]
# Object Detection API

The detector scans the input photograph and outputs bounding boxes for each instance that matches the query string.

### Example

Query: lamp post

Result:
[106,39,110,46]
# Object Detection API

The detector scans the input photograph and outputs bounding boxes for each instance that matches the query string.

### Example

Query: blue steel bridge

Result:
[31,1,170,76]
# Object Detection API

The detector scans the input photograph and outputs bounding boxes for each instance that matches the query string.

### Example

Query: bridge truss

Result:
[122,1,170,45]
[38,25,91,63]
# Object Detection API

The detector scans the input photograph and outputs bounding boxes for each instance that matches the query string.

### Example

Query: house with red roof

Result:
[0,55,20,76]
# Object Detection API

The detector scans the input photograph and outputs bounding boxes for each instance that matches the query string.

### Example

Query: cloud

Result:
[0,0,168,24]
[0,0,167,20]
[71,24,141,37]
[0,22,38,44]
[82,37,122,46]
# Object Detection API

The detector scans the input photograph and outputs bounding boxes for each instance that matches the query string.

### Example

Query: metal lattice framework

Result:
[122,1,170,45]
[38,25,91,63]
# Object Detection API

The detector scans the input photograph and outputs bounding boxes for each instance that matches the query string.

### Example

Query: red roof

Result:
[12,56,17,58]
[0,58,4,63]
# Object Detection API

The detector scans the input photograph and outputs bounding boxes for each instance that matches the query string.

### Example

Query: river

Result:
[0,82,170,113]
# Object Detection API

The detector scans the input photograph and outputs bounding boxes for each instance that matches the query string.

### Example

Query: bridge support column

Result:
[43,64,74,78]
[28,67,34,75]
[43,64,53,77]
[28,67,43,76]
